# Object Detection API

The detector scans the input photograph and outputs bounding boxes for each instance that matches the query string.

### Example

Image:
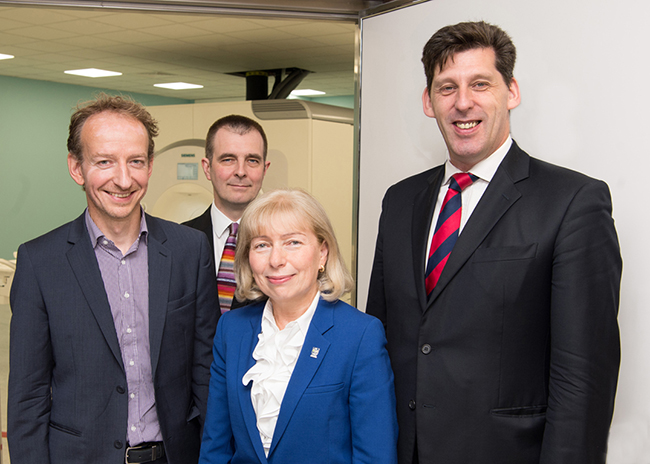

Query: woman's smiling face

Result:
[248,214,328,313]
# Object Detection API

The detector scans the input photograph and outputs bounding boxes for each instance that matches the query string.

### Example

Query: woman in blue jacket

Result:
[199,188,397,464]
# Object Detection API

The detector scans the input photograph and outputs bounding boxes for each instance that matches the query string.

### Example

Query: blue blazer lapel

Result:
[268,299,333,457]
[146,215,172,379]
[428,143,529,305]
[66,214,124,369]
[239,308,268,464]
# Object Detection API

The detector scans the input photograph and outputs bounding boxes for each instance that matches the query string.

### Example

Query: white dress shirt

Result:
[425,137,513,268]
[210,202,239,274]
[242,292,320,456]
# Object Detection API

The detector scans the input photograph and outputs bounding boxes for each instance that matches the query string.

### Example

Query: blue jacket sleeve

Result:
[199,314,235,464]
[350,316,398,464]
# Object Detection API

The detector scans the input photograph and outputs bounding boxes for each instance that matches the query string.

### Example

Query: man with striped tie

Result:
[184,115,270,313]
[367,21,621,464]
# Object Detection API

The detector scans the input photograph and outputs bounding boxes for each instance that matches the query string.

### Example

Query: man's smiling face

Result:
[422,47,520,171]
[68,111,151,231]
[202,127,269,221]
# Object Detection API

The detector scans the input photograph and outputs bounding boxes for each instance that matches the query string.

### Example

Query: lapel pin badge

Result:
[310,347,320,358]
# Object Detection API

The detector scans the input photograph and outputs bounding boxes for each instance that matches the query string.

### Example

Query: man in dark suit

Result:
[183,115,270,313]
[367,21,621,464]
[8,94,219,464]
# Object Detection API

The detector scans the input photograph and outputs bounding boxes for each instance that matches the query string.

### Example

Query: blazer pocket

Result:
[473,243,538,263]
[304,382,344,394]
[186,404,201,423]
[50,421,82,437]
[167,291,197,313]
[490,405,547,418]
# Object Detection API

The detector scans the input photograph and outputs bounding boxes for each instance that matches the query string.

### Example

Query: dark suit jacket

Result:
[367,141,621,464]
[183,206,247,311]
[8,213,219,464]
[199,298,398,464]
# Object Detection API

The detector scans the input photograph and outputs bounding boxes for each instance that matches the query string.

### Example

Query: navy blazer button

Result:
[116,386,125,394]
[114,440,123,449]
[421,344,432,354]
[408,400,416,410]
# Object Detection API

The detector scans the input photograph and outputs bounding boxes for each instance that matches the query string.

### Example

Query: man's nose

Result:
[234,159,247,177]
[114,163,132,188]
[455,87,474,111]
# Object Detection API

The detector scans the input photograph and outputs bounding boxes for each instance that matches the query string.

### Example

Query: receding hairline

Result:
[211,125,266,157]
[76,111,150,156]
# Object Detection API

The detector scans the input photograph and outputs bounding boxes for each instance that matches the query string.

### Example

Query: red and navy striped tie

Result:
[217,222,238,313]
[425,172,478,295]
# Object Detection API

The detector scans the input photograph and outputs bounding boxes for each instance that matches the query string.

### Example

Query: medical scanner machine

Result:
[143,99,355,277]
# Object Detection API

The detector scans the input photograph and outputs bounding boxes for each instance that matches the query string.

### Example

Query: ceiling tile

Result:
[92,12,175,28]
[10,25,78,41]
[47,18,125,35]
[0,7,77,24]
[0,5,357,100]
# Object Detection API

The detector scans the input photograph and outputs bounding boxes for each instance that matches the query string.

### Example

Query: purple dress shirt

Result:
[85,210,162,446]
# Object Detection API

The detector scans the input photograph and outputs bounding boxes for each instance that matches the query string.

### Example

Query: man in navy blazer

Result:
[8,94,219,464]
[367,21,621,463]
[183,115,270,313]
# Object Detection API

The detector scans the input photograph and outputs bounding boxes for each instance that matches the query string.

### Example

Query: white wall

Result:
[357,0,650,461]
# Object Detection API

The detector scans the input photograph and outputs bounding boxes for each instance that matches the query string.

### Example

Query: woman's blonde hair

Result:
[235,188,353,302]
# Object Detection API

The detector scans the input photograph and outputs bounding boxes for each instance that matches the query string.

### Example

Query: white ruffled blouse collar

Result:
[242,292,320,456]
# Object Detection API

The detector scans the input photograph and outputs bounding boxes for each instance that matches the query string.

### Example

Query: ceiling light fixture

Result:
[64,68,122,78]
[0,53,15,60]
[289,89,326,97]
[154,82,204,90]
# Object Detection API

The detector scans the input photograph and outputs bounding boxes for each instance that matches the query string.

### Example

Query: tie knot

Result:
[449,172,478,192]
[230,222,238,236]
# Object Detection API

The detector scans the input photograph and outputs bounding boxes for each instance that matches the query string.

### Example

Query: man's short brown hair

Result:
[205,114,268,162]
[67,93,158,163]
[422,21,517,91]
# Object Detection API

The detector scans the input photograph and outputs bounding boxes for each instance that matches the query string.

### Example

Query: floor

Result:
[0,304,10,464]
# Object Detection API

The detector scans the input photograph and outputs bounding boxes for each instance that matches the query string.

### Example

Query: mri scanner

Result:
[143,139,214,223]
[143,99,356,279]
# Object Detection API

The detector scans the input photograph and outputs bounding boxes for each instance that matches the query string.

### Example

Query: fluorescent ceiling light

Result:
[290,89,326,96]
[64,68,122,78]
[0,53,14,60]
[154,82,204,90]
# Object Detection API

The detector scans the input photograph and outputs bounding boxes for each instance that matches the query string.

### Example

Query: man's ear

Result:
[68,153,85,187]
[507,77,521,110]
[201,157,212,181]
[422,87,436,119]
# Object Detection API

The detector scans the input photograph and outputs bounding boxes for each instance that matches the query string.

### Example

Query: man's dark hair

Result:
[67,93,159,163]
[422,21,517,91]
[205,114,268,161]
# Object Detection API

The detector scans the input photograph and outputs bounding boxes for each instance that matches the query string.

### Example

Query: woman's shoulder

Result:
[323,298,382,327]
[218,300,265,329]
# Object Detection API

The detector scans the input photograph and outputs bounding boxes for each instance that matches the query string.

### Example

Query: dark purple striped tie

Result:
[425,172,478,295]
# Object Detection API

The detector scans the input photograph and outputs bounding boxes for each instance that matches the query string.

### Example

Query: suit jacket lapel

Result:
[146,215,172,378]
[269,299,333,457]
[412,167,445,310]
[66,214,124,369]
[239,308,267,463]
[428,142,529,305]
[196,207,215,254]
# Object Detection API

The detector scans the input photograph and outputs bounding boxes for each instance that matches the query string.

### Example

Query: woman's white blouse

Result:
[242,292,320,456]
